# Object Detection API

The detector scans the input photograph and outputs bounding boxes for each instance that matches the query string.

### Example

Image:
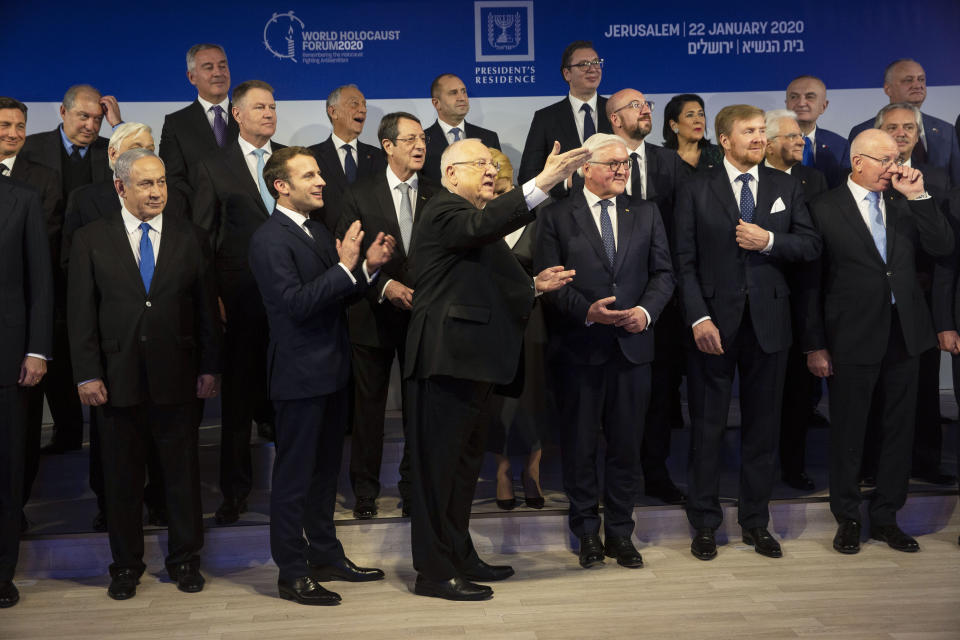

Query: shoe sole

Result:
[107,589,137,601]
[0,598,19,608]
[278,590,340,605]
[870,534,919,553]
[833,543,860,555]
[691,548,717,561]
[461,571,515,582]
[176,582,205,593]
[742,537,783,558]
[579,557,605,568]
[414,585,492,601]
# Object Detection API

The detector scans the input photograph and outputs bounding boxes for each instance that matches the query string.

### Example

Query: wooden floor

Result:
[6,497,960,639]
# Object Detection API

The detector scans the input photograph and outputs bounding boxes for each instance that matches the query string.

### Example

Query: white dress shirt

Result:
[763,159,793,175]
[121,207,162,264]
[275,203,373,284]
[568,93,599,143]
[846,176,887,229]
[197,95,230,131]
[438,119,467,145]
[331,132,358,174]
[237,136,273,187]
[0,155,16,175]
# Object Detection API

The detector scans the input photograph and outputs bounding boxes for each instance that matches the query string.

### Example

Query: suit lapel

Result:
[754,170,776,225]
[151,217,183,293]
[224,141,269,217]
[0,182,18,237]
[107,217,147,295]
[709,170,740,222]
[318,138,348,193]
[276,210,325,260]
[357,141,381,177]
[612,198,634,276]
[884,191,904,260]
[187,100,220,149]
[642,144,658,201]
[571,194,612,273]
[837,189,886,264]
[557,102,581,148]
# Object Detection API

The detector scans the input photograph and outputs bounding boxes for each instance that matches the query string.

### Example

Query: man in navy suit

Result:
[519,40,611,196]
[308,85,384,232]
[250,147,395,605]
[847,59,960,185]
[785,75,849,189]
[422,74,500,183]
[674,105,821,562]
[536,133,674,569]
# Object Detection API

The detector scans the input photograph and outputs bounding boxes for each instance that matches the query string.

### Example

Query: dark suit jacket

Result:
[789,164,829,203]
[932,187,960,333]
[308,136,385,232]
[535,190,674,366]
[802,186,953,364]
[519,96,612,196]
[673,165,822,354]
[67,214,220,407]
[809,127,849,188]
[404,188,535,384]
[61,180,191,272]
[848,112,960,185]
[335,170,436,349]
[9,156,62,249]
[0,177,53,386]
[20,127,111,191]
[159,99,239,198]
[249,210,369,401]
[423,120,501,183]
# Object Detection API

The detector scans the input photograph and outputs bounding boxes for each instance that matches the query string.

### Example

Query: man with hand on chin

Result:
[249,147,395,606]
[802,129,953,555]
[673,105,821,563]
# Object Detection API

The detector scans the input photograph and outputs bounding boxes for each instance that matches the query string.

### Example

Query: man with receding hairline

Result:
[784,75,849,188]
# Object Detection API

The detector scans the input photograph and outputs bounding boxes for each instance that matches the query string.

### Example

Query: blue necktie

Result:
[342,144,357,184]
[802,136,813,167]
[581,103,595,140]
[865,191,886,262]
[450,127,462,141]
[599,199,615,266]
[737,173,755,223]
[253,148,275,213]
[139,222,155,292]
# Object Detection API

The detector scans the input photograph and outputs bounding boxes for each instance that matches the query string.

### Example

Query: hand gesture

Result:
[365,232,397,271]
[383,280,414,310]
[586,296,629,325]
[535,141,592,193]
[615,307,648,334]
[534,265,575,293]
[692,319,723,355]
[336,220,364,271]
[890,163,925,199]
[736,219,771,251]
[99,95,123,127]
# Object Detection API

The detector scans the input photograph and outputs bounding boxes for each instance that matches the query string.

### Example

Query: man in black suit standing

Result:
[674,105,821,562]
[19,84,122,456]
[405,138,587,601]
[308,85,384,232]
[336,112,434,519]
[68,149,220,599]
[536,133,674,569]
[250,147,393,605]
[784,75,849,188]
[191,80,284,525]
[606,87,689,505]
[159,43,238,199]
[762,109,828,493]
[803,129,953,554]
[0,177,53,608]
[519,40,611,196]
[422,74,500,183]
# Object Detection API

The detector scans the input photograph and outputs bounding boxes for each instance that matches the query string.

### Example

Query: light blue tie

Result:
[866,191,894,303]
[253,148,275,213]
[737,173,755,223]
[139,222,155,292]
[450,127,462,141]
[599,199,615,266]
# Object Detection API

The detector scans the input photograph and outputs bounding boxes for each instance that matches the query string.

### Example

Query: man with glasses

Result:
[803,129,953,554]
[519,40,611,197]
[784,75,849,188]
[606,88,690,506]
[423,74,500,183]
[536,133,674,569]
[405,137,588,600]
[335,112,435,520]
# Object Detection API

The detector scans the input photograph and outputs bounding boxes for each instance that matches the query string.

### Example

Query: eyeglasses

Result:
[452,158,500,172]
[587,160,630,172]
[770,133,803,141]
[858,153,902,170]
[392,134,428,146]
[613,100,654,114]
[565,58,604,70]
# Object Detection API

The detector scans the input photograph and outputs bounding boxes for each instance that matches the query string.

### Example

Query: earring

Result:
[672,127,679,133]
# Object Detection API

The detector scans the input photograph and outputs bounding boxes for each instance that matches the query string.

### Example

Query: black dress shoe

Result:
[0,581,19,608]
[521,471,544,509]
[147,505,168,527]
[414,575,492,601]
[691,528,717,561]
[168,563,205,593]
[461,559,515,581]
[870,524,919,552]
[278,576,341,605]
[604,536,644,568]
[742,527,783,558]
[833,520,861,554]
[108,569,140,600]
[352,496,378,520]
[92,511,107,532]
[578,533,605,568]
[645,481,687,505]
[781,471,815,491]
[214,498,247,525]
[308,557,385,582]
[496,497,517,510]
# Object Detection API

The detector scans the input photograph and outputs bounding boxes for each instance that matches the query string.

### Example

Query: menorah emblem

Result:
[487,11,521,50]
[494,13,515,44]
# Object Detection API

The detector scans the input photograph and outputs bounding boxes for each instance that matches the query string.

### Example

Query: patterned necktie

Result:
[450,127,462,142]
[581,103,595,140]
[69,146,83,163]
[630,151,644,199]
[342,144,357,184]
[211,105,226,147]
[865,191,886,262]
[802,136,813,167]
[737,173,755,223]
[599,199,615,266]
[0,164,8,176]
[396,182,414,251]
[252,148,275,213]
[139,222,155,292]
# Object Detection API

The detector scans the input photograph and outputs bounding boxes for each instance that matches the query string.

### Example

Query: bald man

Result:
[802,129,953,554]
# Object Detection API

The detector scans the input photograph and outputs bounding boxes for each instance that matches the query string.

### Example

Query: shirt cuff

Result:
[338,262,358,285]
[379,278,395,303]
[522,179,549,209]
[637,306,651,329]
[25,353,49,361]
[361,260,377,284]
[760,231,774,254]
[692,316,711,328]
[78,378,100,387]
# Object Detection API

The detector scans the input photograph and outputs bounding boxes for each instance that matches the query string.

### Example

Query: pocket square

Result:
[770,197,786,214]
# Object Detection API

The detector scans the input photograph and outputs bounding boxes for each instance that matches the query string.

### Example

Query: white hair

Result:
[576,133,627,177]
[108,122,152,169]
[764,109,798,140]
[439,138,484,190]
[114,148,163,185]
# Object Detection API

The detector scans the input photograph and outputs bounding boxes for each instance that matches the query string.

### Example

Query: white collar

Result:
[197,95,230,115]
[847,175,879,203]
[386,165,418,191]
[121,207,163,234]
[331,132,357,151]
[568,93,599,114]
[238,136,272,156]
[275,203,308,226]
[723,156,759,185]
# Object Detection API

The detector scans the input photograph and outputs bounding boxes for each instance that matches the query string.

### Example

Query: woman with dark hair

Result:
[662,94,722,171]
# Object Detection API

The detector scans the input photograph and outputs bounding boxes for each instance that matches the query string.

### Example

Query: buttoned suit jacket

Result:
[308,135,385,232]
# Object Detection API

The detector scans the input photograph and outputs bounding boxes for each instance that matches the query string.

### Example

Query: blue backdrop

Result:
[8,0,960,101]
